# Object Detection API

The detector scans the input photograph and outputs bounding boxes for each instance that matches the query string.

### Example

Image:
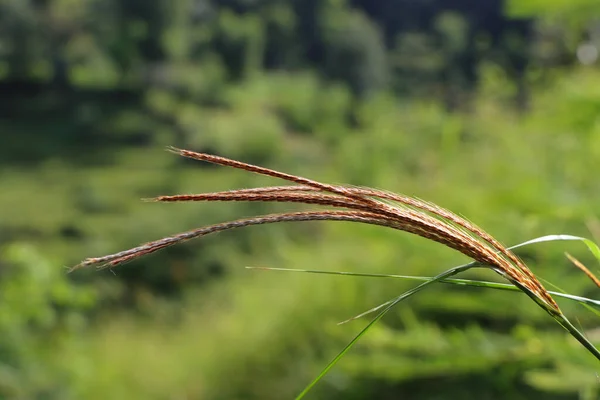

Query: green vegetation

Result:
[2,0,600,398]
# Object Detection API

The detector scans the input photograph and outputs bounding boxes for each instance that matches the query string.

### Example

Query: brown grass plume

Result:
[71,147,560,312]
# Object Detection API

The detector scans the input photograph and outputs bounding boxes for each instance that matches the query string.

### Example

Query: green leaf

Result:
[247,266,600,312]
[294,263,478,400]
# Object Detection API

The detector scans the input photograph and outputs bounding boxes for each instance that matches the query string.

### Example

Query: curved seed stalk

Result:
[71,147,600,398]
[73,147,559,307]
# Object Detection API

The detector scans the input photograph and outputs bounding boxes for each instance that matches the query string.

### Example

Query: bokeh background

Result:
[1,0,600,399]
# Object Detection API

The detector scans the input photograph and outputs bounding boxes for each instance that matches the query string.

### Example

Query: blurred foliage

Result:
[1,0,600,399]
[0,243,96,398]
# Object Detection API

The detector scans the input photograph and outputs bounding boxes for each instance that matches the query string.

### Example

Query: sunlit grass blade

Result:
[507,234,600,264]
[245,266,600,311]
[294,264,475,400]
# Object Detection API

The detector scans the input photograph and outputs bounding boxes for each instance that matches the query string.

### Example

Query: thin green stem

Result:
[501,271,600,362]
[294,264,478,400]
[246,266,600,310]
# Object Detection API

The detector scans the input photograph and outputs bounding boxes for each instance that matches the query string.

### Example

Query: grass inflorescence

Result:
[72,147,600,399]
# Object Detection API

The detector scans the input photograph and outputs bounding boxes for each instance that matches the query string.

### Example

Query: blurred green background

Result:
[1,0,600,399]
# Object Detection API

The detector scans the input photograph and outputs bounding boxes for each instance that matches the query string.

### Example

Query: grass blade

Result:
[288,233,600,399]
[246,266,600,311]
[253,234,600,325]
[294,263,475,400]
[507,234,600,264]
